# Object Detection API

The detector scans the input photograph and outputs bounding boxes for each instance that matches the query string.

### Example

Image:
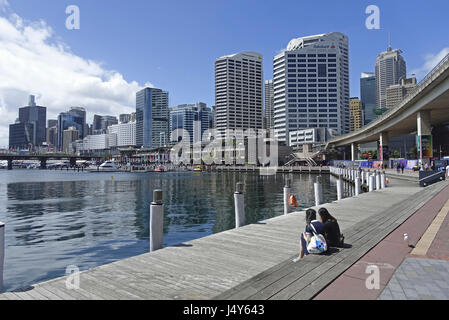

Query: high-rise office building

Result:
[46,119,58,147]
[62,126,79,153]
[169,103,213,144]
[57,107,86,150]
[386,77,417,110]
[215,52,263,135]
[119,114,131,124]
[136,87,169,149]
[375,46,406,111]
[360,72,377,125]
[273,32,350,145]
[264,80,274,129]
[350,98,364,132]
[9,95,47,149]
[92,115,118,134]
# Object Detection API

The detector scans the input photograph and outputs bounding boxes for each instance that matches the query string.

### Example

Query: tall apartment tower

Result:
[386,77,417,110]
[350,98,364,132]
[375,46,406,111]
[264,80,274,129]
[360,72,377,125]
[215,52,263,135]
[273,32,350,145]
[136,87,169,149]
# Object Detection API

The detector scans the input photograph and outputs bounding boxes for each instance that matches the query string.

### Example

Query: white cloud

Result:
[0,11,152,147]
[410,47,449,80]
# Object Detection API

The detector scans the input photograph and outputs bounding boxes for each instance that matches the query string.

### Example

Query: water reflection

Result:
[0,170,345,291]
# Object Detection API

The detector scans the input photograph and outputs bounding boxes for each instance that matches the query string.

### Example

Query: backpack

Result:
[307,223,328,254]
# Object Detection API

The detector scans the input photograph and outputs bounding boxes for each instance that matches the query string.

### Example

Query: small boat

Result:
[154,167,165,173]
[193,165,204,172]
[88,161,119,172]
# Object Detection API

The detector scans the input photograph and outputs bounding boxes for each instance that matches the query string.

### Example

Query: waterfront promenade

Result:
[0,176,447,300]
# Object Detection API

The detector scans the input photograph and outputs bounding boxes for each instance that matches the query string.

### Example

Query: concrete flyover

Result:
[327,53,449,162]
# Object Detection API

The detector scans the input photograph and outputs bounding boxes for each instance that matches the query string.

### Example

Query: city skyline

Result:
[1,0,449,147]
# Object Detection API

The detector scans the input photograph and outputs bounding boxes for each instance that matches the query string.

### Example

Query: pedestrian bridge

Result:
[327,53,449,149]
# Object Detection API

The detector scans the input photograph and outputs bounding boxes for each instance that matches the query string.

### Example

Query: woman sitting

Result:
[318,208,344,248]
[293,209,325,261]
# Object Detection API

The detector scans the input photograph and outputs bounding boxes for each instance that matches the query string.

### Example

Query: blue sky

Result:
[0,0,449,147]
[6,0,449,104]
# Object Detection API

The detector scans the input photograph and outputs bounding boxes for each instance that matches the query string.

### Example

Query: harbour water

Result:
[0,170,354,291]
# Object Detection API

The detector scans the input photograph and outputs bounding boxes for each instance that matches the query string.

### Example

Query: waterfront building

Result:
[350,98,364,132]
[136,87,169,149]
[215,52,263,136]
[9,95,47,150]
[386,78,417,110]
[57,107,87,150]
[264,80,274,129]
[107,121,137,148]
[81,133,109,152]
[62,126,79,153]
[289,128,330,149]
[360,72,377,125]
[375,46,407,111]
[273,32,350,146]
[93,115,118,134]
[169,103,213,144]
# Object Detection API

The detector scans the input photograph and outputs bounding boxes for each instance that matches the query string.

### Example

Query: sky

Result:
[1,0,449,147]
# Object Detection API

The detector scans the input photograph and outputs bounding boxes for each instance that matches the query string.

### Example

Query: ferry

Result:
[88,160,119,172]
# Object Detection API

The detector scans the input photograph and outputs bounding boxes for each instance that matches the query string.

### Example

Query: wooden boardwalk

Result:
[1,178,446,300]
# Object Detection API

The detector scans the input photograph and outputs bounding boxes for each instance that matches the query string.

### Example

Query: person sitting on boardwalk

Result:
[318,208,344,248]
[293,209,325,262]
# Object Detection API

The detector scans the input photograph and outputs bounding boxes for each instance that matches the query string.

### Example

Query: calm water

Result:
[0,170,354,291]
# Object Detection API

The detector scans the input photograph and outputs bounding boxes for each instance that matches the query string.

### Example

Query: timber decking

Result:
[0,178,446,300]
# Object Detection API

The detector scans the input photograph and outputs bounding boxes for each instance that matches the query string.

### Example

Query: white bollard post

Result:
[337,175,343,201]
[234,182,245,228]
[0,222,4,292]
[284,179,291,215]
[369,175,375,192]
[376,171,381,190]
[150,190,164,252]
[381,171,386,189]
[355,176,361,196]
[314,176,323,206]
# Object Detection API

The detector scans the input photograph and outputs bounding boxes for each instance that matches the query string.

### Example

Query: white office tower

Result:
[273,32,350,145]
[215,52,263,136]
[375,46,406,110]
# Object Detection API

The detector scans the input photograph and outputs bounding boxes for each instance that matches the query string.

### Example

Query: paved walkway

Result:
[315,182,449,300]
[0,177,426,300]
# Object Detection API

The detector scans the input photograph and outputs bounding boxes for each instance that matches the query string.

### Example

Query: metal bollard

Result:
[381,171,386,189]
[314,176,323,206]
[337,175,343,201]
[0,222,4,292]
[234,182,245,228]
[355,176,361,196]
[376,171,381,190]
[284,179,291,215]
[369,175,375,192]
[150,190,164,252]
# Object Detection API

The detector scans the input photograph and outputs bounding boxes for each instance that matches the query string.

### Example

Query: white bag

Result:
[306,224,328,254]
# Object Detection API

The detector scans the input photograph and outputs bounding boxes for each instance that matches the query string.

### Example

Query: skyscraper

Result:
[375,46,406,111]
[136,87,169,149]
[350,98,364,132]
[57,107,86,150]
[169,103,213,144]
[360,72,377,125]
[264,80,274,129]
[386,77,417,110]
[215,52,263,135]
[9,95,47,149]
[273,32,350,145]
[92,115,118,134]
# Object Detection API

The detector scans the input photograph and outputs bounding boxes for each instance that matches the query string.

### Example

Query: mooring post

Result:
[284,178,291,215]
[376,170,381,190]
[381,171,386,189]
[337,174,343,201]
[314,176,323,206]
[234,182,245,228]
[355,175,361,196]
[369,175,375,192]
[150,190,164,252]
[0,221,4,292]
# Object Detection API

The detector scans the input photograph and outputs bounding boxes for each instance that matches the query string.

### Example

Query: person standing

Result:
[401,163,405,174]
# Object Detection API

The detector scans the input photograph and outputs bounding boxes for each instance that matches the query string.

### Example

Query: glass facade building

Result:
[360,72,377,125]
[169,103,213,144]
[57,107,86,150]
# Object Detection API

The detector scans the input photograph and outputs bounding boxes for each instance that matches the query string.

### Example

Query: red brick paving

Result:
[314,183,449,300]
